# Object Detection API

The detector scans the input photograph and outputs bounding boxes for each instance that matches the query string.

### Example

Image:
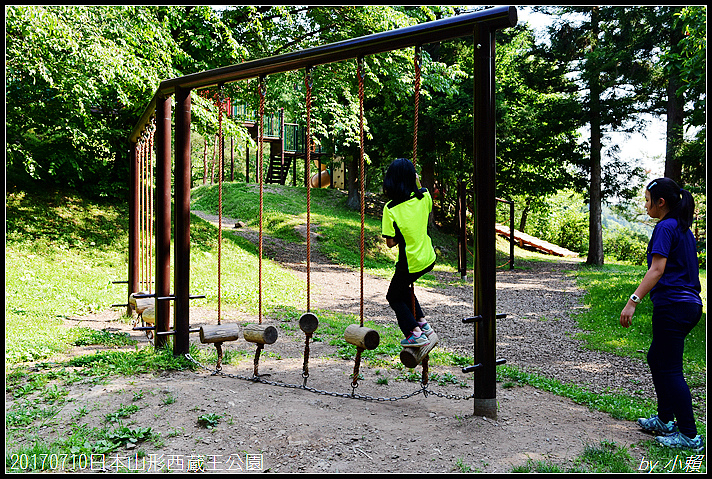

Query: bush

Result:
[603,227,648,265]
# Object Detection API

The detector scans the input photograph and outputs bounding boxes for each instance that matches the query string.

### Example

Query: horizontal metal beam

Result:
[129,6,517,142]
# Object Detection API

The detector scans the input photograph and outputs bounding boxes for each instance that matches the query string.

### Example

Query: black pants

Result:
[647,301,702,437]
[386,262,434,338]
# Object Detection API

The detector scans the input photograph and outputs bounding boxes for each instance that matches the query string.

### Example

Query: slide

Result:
[309,161,331,188]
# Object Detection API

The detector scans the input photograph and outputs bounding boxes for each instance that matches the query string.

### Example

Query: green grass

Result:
[573,264,707,395]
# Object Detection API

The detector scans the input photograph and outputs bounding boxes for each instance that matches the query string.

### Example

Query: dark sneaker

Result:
[655,432,705,453]
[638,415,676,435]
[401,334,429,347]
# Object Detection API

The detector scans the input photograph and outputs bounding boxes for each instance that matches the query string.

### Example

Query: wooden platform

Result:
[495,224,579,258]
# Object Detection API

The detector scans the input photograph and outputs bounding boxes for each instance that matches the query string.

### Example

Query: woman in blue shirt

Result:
[620,177,703,452]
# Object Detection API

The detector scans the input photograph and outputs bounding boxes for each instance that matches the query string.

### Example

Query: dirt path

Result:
[8,214,681,473]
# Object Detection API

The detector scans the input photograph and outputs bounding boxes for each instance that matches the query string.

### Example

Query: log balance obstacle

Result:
[127,6,518,418]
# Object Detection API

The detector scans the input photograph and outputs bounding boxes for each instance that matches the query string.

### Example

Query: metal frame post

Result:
[472,23,498,418]
[174,86,192,355]
[154,96,172,349]
[128,142,139,317]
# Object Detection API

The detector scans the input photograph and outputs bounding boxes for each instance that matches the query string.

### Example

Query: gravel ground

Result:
[192,208,662,401]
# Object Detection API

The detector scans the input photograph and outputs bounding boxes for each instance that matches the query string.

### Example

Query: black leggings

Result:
[386,262,434,337]
[647,301,702,437]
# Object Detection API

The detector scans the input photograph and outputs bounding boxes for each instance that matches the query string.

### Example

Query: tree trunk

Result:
[665,18,684,183]
[586,7,605,266]
[519,198,531,233]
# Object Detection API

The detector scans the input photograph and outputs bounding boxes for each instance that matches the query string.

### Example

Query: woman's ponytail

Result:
[677,188,695,231]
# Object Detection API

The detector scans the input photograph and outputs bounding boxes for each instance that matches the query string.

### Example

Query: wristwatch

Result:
[630,294,641,304]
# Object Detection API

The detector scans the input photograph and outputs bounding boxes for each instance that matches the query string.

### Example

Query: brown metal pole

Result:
[472,23,498,419]
[154,95,172,349]
[174,86,192,356]
[128,142,139,317]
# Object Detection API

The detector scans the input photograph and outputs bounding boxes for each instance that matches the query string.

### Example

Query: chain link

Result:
[185,353,474,402]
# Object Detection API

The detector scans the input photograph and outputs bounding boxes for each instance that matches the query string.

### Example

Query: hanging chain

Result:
[302,332,312,386]
[185,353,447,402]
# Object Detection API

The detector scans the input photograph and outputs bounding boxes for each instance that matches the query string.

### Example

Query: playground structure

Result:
[200,96,339,189]
[125,6,518,418]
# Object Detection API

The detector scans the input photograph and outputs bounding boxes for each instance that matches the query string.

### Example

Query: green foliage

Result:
[197,413,222,429]
[519,189,589,254]
[603,227,649,265]
[71,328,137,347]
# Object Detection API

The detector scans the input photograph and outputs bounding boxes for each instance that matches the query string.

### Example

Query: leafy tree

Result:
[657,6,706,189]
[543,6,655,264]
[6,6,247,199]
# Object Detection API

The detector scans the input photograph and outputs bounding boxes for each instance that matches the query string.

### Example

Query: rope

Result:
[258,76,266,325]
[305,68,312,312]
[137,138,144,291]
[303,67,315,387]
[357,57,366,328]
[413,45,421,165]
[410,46,422,320]
[217,86,225,326]
[352,57,368,393]
[147,125,154,295]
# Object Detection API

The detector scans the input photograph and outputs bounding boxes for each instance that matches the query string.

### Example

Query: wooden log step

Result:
[343,324,380,351]
[199,323,241,344]
[129,292,153,315]
[400,332,439,368]
[299,312,319,334]
[243,323,278,345]
[141,305,156,325]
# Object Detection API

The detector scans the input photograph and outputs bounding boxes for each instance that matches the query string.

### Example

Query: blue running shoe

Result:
[401,334,429,347]
[420,322,434,337]
[638,415,676,435]
[655,432,705,453]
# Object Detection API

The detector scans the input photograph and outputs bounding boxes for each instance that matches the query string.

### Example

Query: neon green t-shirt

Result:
[382,189,436,273]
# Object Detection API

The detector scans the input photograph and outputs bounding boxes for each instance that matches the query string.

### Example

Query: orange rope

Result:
[357,57,366,328]
[217,87,225,325]
[258,77,265,325]
[410,46,421,317]
[413,45,421,166]
[305,68,312,312]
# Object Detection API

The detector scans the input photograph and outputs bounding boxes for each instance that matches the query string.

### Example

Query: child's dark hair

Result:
[647,177,695,231]
[383,158,423,203]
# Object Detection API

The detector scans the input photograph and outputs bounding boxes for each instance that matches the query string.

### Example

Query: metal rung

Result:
[111,303,129,308]
[462,313,507,324]
[154,294,207,301]
[462,363,482,373]
[461,358,506,374]
[156,328,200,336]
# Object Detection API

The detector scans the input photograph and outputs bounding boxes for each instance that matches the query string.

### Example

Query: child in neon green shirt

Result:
[382,158,437,347]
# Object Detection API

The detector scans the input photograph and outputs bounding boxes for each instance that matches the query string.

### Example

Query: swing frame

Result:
[128,6,517,418]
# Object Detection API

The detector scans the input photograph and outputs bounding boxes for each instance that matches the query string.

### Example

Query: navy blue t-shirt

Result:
[648,217,702,306]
